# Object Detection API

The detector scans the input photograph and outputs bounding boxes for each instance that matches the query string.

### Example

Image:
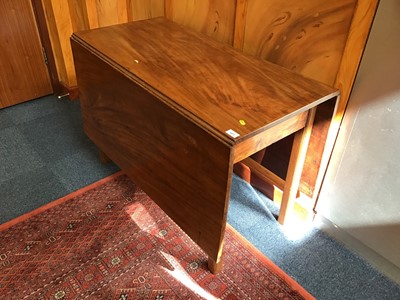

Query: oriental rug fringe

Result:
[0,172,314,300]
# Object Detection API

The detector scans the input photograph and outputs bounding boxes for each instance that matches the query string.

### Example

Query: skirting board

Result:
[315,215,400,285]
[59,81,79,100]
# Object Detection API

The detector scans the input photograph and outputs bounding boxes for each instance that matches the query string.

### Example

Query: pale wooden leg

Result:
[99,149,111,164]
[207,239,224,274]
[278,108,317,225]
[208,256,223,274]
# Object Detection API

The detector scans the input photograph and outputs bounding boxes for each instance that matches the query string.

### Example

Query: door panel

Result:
[0,0,53,108]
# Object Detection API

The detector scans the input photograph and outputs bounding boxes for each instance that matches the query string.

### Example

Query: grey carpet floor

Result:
[1,95,399,299]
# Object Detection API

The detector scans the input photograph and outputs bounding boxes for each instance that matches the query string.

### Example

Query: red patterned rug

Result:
[0,172,314,300]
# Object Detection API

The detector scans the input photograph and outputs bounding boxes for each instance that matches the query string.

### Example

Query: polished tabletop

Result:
[72,17,338,144]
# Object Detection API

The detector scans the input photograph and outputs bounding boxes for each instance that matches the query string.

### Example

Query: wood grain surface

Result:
[73,18,338,145]
[34,0,377,215]
[39,0,376,206]
[233,0,248,50]
[278,107,317,224]
[71,18,339,266]
[310,0,380,202]
[243,0,357,85]
[334,0,380,118]
[42,0,77,87]
[165,0,236,45]
[71,40,233,265]
[239,0,364,196]
[41,0,164,90]
[127,0,164,21]
[233,111,308,163]
[0,0,52,107]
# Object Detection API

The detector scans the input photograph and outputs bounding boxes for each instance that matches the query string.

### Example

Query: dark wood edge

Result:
[31,0,62,95]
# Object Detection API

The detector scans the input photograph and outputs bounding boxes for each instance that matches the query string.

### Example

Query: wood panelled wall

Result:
[41,0,164,90]
[165,0,236,45]
[41,0,378,200]
[243,0,356,85]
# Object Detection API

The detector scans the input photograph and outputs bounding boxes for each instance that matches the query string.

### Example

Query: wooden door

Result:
[0,0,53,108]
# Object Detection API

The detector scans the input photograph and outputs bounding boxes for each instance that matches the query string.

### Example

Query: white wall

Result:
[317,0,400,282]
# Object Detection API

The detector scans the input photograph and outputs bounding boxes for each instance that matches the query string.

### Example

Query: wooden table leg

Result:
[278,108,317,225]
[208,256,223,274]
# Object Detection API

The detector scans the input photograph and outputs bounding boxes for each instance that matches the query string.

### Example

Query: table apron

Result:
[233,111,308,164]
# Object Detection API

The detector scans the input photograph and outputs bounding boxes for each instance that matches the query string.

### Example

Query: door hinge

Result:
[42,47,48,65]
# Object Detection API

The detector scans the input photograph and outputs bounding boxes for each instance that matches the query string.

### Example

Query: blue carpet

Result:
[0,109,14,130]
[0,96,119,222]
[228,175,400,299]
[1,95,399,299]
[0,127,44,182]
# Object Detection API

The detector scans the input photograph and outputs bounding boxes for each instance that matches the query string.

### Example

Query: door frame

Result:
[31,0,62,96]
